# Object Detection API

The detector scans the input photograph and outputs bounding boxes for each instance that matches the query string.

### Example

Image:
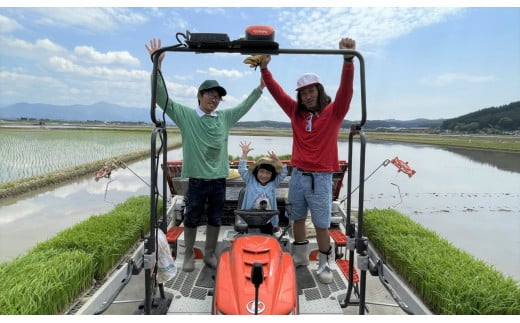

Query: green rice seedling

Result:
[0,128,181,183]
[364,208,520,314]
[0,249,95,314]
[0,195,152,314]
[32,195,151,276]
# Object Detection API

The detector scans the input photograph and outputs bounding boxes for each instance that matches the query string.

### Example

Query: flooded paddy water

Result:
[1,135,519,283]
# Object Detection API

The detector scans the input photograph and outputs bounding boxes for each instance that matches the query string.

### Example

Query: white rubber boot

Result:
[203,225,220,269]
[317,247,333,284]
[291,240,310,267]
[182,227,197,272]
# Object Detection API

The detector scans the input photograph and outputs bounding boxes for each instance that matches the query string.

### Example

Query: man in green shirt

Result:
[146,38,265,272]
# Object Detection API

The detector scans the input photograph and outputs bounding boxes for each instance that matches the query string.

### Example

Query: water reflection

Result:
[1,135,518,283]
[0,161,166,262]
[443,146,520,173]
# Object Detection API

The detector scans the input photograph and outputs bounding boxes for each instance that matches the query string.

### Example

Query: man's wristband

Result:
[344,56,354,63]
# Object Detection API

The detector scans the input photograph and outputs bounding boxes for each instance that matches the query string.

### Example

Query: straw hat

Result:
[248,157,283,174]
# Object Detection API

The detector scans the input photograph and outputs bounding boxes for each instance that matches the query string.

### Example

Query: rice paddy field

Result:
[0,127,180,184]
[2,124,518,186]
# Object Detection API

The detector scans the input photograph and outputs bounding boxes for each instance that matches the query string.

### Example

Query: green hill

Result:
[440,101,520,134]
[236,101,519,134]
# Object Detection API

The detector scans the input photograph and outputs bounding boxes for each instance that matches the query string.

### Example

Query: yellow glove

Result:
[243,55,264,69]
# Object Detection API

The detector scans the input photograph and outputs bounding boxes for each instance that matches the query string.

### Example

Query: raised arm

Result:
[145,38,165,71]
[240,141,254,160]
[339,37,356,63]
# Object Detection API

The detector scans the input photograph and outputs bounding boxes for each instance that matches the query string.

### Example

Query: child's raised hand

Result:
[240,141,254,155]
[267,151,278,160]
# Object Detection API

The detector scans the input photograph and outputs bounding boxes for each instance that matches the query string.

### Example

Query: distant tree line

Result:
[236,101,519,134]
[439,101,519,134]
[8,101,518,134]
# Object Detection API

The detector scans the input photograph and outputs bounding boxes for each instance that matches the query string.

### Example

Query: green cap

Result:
[198,80,227,97]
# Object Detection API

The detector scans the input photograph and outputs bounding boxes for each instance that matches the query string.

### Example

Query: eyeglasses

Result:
[306,113,313,132]
[204,92,222,102]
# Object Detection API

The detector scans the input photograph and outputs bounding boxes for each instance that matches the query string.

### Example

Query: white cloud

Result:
[0,14,22,33]
[35,38,64,52]
[0,36,66,59]
[47,56,148,80]
[196,67,244,80]
[73,46,140,67]
[0,70,73,103]
[0,70,60,86]
[162,79,199,101]
[278,7,463,49]
[31,8,147,31]
[421,73,496,86]
[48,56,76,72]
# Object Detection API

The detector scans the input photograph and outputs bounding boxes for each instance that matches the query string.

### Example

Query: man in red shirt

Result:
[259,37,356,284]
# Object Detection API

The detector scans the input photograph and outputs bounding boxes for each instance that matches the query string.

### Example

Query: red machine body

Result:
[212,235,298,315]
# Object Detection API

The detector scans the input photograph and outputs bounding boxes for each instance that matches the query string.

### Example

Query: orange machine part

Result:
[213,235,298,315]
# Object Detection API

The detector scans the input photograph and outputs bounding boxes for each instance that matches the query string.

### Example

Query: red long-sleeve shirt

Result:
[261,62,354,172]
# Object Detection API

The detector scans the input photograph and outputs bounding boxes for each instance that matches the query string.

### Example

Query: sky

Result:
[0,1,519,122]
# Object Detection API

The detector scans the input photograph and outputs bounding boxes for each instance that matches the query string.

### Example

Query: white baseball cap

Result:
[296,73,321,91]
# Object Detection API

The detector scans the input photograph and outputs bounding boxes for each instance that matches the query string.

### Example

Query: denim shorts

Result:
[287,169,332,229]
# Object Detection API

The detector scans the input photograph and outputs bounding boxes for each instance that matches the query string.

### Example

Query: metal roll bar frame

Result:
[147,44,368,315]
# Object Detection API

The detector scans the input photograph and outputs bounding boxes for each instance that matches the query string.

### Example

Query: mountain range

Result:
[2,101,518,132]
[0,102,150,123]
[0,102,443,129]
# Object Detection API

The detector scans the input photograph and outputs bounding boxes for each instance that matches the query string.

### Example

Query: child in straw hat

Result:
[238,141,288,234]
